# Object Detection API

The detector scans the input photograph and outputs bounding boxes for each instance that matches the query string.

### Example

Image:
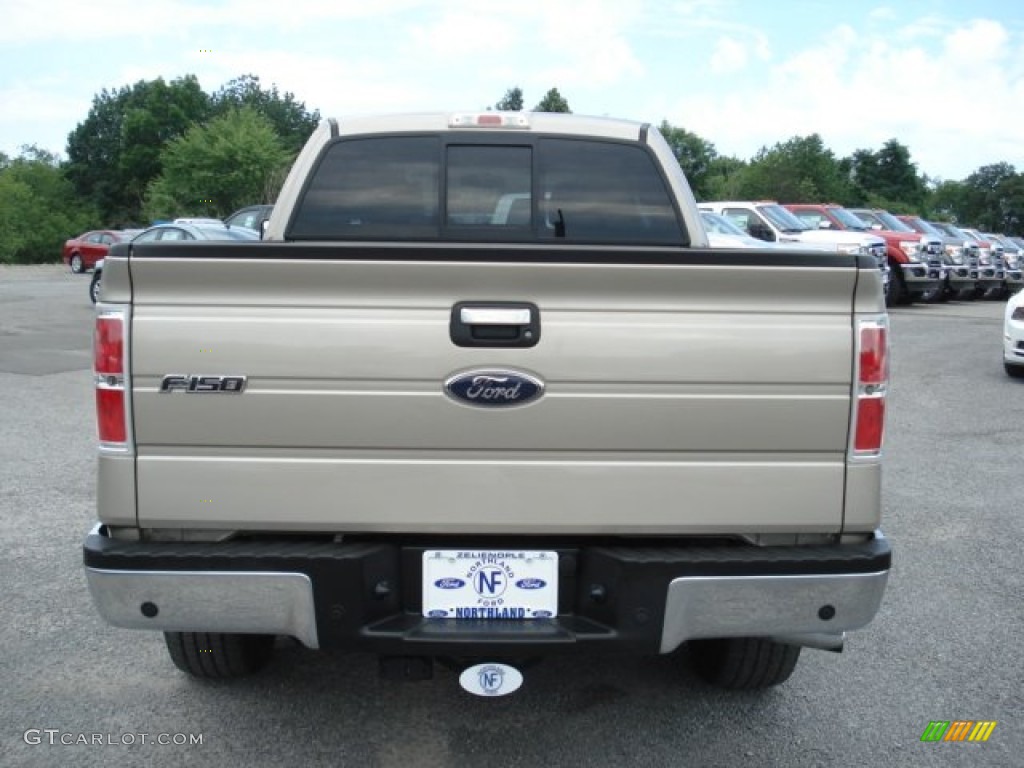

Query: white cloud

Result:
[671,17,1024,180]
[0,0,427,44]
[2,2,1022,181]
[710,36,748,74]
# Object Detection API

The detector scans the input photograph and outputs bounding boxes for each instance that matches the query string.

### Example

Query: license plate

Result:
[422,550,558,619]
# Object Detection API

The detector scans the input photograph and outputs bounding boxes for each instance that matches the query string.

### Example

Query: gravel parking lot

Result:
[1,266,1021,767]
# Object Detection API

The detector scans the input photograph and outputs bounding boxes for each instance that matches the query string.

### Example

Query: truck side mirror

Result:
[260,219,270,240]
[818,220,832,230]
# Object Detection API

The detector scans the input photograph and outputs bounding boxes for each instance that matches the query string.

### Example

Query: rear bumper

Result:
[83,525,891,656]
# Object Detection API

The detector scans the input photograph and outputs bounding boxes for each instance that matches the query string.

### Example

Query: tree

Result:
[65,76,210,223]
[846,139,926,209]
[958,162,1022,232]
[534,88,571,113]
[703,155,749,200]
[659,122,719,199]
[733,134,855,204]
[493,87,524,111]
[0,146,97,264]
[143,108,292,220]
[926,179,968,221]
[210,74,320,154]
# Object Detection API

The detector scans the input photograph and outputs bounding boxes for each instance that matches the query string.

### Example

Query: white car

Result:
[701,211,773,249]
[1005,288,1024,377]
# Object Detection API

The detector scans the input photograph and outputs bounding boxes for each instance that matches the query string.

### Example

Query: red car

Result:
[62,230,125,273]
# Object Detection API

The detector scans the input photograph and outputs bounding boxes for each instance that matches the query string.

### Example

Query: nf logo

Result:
[458,662,524,697]
[474,566,507,597]
[920,721,997,742]
[444,369,544,408]
[479,665,505,694]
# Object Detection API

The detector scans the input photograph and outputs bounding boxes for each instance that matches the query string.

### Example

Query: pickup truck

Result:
[699,200,890,293]
[84,112,891,695]
[786,204,943,305]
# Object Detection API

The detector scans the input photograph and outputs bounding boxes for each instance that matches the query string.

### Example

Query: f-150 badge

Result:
[159,374,247,393]
[444,369,543,407]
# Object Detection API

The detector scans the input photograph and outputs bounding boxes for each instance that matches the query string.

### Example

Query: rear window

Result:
[288,135,682,245]
[289,137,441,240]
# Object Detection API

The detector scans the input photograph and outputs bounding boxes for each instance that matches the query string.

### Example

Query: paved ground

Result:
[0,268,1021,767]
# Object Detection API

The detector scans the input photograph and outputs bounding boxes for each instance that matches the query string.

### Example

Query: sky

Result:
[2,0,1023,182]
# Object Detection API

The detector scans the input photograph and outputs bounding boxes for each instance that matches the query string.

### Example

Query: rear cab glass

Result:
[287,134,685,245]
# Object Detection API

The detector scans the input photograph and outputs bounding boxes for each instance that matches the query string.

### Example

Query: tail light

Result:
[94,309,132,451]
[850,316,888,457]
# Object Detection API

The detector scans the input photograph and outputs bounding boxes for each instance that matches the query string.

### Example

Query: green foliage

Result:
[659,121,720,200]
[926,180,967,221]
[493,87,524,111]
[958,163,1024,233]
[702,156,750,200]
[534,88,571,113]
[143,108,292,220]
[210,74,320,154]
[847,140,926,209]
[0,146,98,264]
[728,134,855,204]
[65,75,210,224]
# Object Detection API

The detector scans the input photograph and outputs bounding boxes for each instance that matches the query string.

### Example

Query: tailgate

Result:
[127,243,858,535]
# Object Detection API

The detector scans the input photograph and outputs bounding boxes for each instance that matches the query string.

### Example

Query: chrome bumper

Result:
[85,567,320,648]
[659,570,888,653]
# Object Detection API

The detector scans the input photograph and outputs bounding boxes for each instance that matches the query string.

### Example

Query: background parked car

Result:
[224,204,274,232]
[891,214,977,301]
[1004,288,1024,377]
[929,221,1000,299]
[701,211,776,249]
[787,204,940,305]
[62,230,128,273]
[983,233,1023,296]
[699,201,889,289]
[929,219,983,301]
[960,227,1006,299]
[89,222,259,303]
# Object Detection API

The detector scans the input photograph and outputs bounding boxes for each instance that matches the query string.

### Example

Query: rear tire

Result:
[687,637,801,690]
[1005,362,1024,379]
[886,271,912,306]
[164,632,275,678]
[89,271,101,304]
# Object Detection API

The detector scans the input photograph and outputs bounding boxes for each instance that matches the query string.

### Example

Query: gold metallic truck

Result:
[84,112,891,695]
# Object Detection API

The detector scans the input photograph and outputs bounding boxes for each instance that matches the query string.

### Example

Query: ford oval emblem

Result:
[532,610,553,618]
[434,578,465,590]
[516,578,547,590]
[428,609,449,618]
[444,369,544,408]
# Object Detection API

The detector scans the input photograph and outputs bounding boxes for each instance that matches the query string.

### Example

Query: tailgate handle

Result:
[459,307,531,325]
[451,302,541,348]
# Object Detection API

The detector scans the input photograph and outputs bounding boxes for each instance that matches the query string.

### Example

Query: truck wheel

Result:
[89,272,102,304]
[886,272,912,306]
[1005,362,1024,379]
[70,253,84,274]
[164,632,275,678]
[687,637,801,689]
